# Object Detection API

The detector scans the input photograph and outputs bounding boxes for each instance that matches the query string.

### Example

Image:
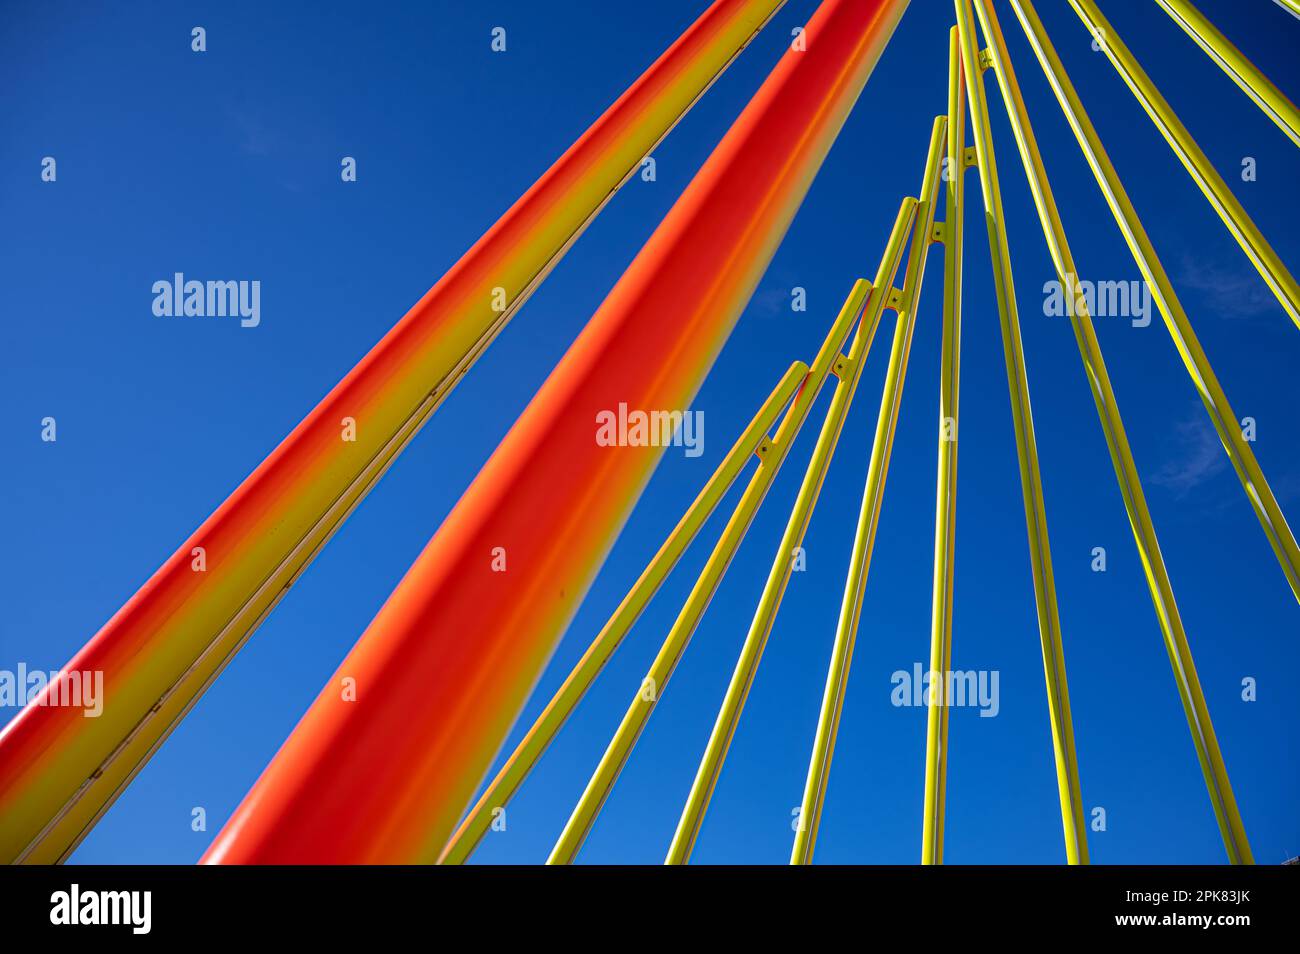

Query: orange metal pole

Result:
[203,0,912,865]
[0,0,790,864]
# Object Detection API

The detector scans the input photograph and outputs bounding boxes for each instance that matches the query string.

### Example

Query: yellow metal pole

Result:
[1155,0,1300,147]
[921,27,967,867]
[0,0,799,867]
[955,0,1089,865]
[1068,0,1300,332]
[437,358,807,864]
[1273,0,1300,21]
[975,0,1253,864]
[787,118,947,867]
[1008,0,1300,603]
[659,199,915,866]
[546,263,897,864]
[547,201,916,865]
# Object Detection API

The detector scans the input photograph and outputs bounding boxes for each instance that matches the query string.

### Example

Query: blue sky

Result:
[1,0,1297,865]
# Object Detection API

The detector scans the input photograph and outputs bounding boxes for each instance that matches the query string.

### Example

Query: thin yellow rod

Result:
[657,198,919,866]
[546,267,890,865]
[921,27,967,867]
[437,358,808,864]
[1008,0,1300,602]
[1068,0,1300,331]
[975,0,1252,864]
[1155,0,1300,147]
[788,118,947,867]
[1273,0,1300,22]
[955,0,1089,865]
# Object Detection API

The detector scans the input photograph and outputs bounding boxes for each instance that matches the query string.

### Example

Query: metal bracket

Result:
[831,353,856,380]
[978,47,994,72]
[963,145,978,169]
[886,286,906,311]
[755,436,775,460]
[931,221,947,244]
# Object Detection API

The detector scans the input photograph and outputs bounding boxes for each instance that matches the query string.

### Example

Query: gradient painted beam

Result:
[436,356,810,865]
[203,0,913,865]
[974,0,1251,864]
[0,0,796,865]
[548,277,878,865]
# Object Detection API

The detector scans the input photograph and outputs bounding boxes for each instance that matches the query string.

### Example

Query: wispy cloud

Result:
[1265,468,1300,504]
[223,104,275,157]
[1150,408,1228,496]
[750,284,791,318]
[1176,252,1277,319]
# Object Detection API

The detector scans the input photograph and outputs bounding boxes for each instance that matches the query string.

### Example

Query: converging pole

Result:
[955,0,1089,865]
[789,119,947,866]
[1068,0,1300,331]
[0,0,793,864]
[547,277,877,865]
[975,0,1252,864]
[654,199,916,865]
[204,0,913,865]
[1154,0,1300,147]
[921,27,968,866]
[1008,0,1300,601]
[438,359,809,865]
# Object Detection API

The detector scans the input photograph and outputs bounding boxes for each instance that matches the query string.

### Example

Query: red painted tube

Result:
[0,0,789,865]
[205,0,911,865]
